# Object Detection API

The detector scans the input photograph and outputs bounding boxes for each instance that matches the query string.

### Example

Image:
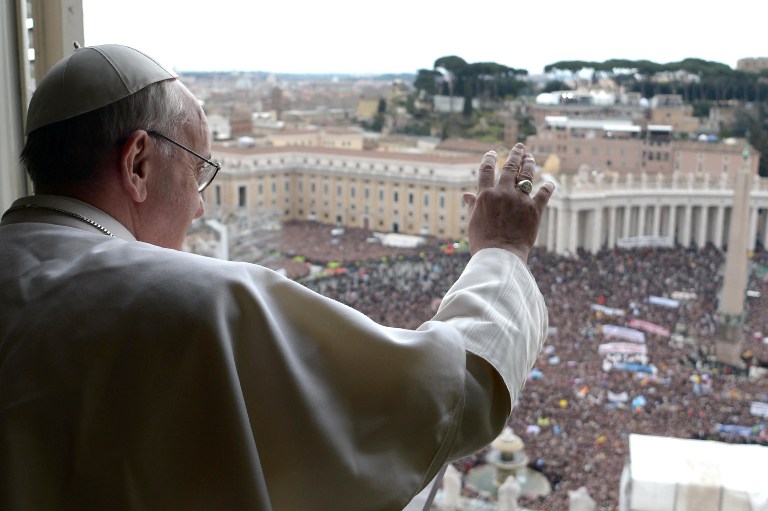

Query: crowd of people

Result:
[275,221,768,511]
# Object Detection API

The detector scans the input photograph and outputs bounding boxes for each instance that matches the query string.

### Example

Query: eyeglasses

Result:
[148,130,221,192]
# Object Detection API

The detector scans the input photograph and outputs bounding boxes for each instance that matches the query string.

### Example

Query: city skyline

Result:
[82,0,766,76]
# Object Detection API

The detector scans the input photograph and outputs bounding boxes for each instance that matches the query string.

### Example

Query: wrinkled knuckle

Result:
[503,160,520,171]
[479,161,496,172]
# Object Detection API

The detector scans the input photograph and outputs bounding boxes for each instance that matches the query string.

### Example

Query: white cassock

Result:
[0,195,548,511]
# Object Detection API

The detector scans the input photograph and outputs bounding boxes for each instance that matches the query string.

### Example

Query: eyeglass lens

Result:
[198,164,219,192]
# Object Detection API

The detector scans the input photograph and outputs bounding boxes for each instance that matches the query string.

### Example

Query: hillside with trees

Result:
[405,56,768,175]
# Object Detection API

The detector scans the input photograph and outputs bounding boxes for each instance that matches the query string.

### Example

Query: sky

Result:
[82,0,766,76]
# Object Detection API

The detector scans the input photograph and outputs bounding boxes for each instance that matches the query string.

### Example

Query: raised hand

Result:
[463,143,555,261]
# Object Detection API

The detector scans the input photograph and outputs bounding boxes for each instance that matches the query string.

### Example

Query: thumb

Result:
[463,192,477,214]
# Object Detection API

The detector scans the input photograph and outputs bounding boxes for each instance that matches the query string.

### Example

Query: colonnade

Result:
[536,172,768,255]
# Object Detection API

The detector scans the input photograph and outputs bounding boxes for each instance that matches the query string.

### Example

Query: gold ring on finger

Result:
[516,179,533,194]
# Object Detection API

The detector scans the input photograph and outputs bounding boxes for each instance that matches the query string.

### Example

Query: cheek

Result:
[179,173,200,209]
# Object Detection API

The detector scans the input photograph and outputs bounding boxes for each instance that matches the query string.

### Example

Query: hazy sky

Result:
[82,0,766,76]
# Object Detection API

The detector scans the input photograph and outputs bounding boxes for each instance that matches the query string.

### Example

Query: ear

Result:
[118,130,153,203]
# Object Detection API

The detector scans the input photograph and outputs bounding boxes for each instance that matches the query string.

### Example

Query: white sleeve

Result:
[429,247,549,407]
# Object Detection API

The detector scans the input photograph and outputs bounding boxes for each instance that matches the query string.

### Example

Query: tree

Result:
[729,106,768,176]
[543,80,572,93]
[433,55,468,97]
[413,69,440,96]
[692,100,710,118]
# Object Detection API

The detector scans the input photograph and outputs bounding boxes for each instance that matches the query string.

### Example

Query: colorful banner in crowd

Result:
[714,424,755,437]
[751,401,768,418]
[628,318,671,337]
[602,325,646,343]
[616,236,673,249]
[671,291,697,301]
[612,362,657,374]
[590,304,626,317]
[647,295,680,308]
[599,342,648,356]
[607,391,629,403]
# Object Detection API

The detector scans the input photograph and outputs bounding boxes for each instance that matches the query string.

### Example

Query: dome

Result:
[542,153,561,175]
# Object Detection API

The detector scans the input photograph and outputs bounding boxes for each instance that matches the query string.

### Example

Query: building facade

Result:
[540,151,768,255]
[207,144,768,256]
[207,145,479,240]
[253,128,365,150]
[736,57,768,73]
[526,116,759,178]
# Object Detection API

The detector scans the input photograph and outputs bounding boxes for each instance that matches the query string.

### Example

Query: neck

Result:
[39,182,137,237]
[2,196,115,237]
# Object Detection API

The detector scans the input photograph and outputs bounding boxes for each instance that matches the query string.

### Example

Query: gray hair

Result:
[21,78,195,192]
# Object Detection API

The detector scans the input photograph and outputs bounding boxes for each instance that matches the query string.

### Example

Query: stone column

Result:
[637,205,646,237]
[608,206,617,248]
[556,206,570,255]
[716,147,752,366]
[762,209,768,250]
[668,204,678,244]
[623,205,632,239]
[592,206,604,253]
[761,209,768,250]
[652,204,661,237]
[682,205,692,247]
[697,206,708,247]
[536,208,549,250]
[547,208,557,252]
[749,206,758,252]
[715,205,725,249]
[569,208,579,254]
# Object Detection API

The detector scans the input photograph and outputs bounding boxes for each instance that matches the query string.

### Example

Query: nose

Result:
[195,194,205,219]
